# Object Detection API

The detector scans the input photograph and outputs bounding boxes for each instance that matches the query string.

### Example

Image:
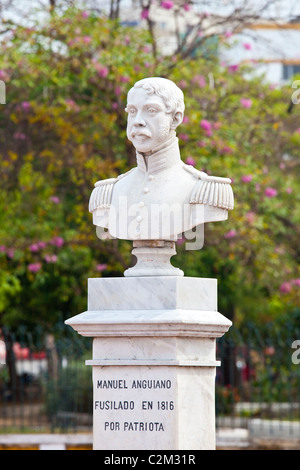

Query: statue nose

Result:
[133,111,146,127]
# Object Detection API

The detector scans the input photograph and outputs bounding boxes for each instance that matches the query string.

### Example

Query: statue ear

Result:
[171,111,183,130]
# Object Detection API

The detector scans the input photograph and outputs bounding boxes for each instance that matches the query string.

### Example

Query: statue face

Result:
[126,87,175,154]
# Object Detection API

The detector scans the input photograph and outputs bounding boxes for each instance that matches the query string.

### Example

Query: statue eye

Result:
[148,108,157,114]
[128,108,137,116]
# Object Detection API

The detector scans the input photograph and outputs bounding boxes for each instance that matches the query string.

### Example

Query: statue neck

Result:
[136,133,181,174]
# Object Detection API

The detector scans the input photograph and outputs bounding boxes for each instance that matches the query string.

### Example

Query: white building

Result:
[221,20,300,84]
[121,3,300,85]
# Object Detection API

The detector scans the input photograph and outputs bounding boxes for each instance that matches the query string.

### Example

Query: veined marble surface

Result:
[88,276,217,311]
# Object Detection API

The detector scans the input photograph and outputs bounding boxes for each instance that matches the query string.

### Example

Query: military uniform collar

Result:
[136,133,181,174]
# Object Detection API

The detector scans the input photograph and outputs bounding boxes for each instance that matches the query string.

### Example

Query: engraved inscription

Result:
[93,375,175,434]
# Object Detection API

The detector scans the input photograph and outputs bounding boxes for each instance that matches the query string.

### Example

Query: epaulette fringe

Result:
[89,180,116,212]
[190,174,234,210]
[89,168,135,213]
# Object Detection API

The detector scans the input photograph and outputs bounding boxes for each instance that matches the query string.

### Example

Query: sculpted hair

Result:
[128,77,185,116]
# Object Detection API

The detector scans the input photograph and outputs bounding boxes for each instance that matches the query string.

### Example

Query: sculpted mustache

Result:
[131,131,152,138]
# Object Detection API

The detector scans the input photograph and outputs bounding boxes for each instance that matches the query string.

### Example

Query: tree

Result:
[0,3,299,338]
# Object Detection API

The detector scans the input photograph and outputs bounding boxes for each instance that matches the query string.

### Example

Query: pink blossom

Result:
[280,282,292,294]
[182,116,189,123]
[220,146,233,154]
[0,69,7,79]
[28,263,41,273]
[240,98,252,108]
[21,101,30,111]
[241,175,253,183]
[186,157,196,166]
[179,133,189,142]
[192,75,206,87]
[245,211,256,224]
[30,241,46,252]
[197,140,205,147]
[200,119,212,131]
[161,1,174,9]
[96,263,107,272]
[225,31,232,38]
[94,64,109,78]
[7,248,14,259]
[224,229,236,239]
[82,36,92,44]
[296,128,300,134]
[44,254,58,263]
[120,75,130,83]
[243,42,252,50]
[81,11,89,18]
[50,236,64,247]
[123,35,130,45]
[265,187,277,198]
[213,122,221,130]
[0,245,6,252]
[30,243,39,252]
[37,241,46,249]
[65,99,80,112]
[178,80,187,88]
[141,8,149,19]
[292,278,300,287]
[50,196,60,203]
[228,64,239,73]
[13,132,26,140]
[183,3,190,11]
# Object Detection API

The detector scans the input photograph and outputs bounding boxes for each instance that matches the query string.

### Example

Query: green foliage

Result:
[0,6,299,330]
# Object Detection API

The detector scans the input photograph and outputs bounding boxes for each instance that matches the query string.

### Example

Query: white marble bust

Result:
[89,77,234,242]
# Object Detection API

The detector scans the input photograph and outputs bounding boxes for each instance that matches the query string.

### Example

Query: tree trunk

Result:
[45,333,58,382]
[2,327,20,400]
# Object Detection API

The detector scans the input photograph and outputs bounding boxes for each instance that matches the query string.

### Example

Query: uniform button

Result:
[143,187,150,193]
[138,201,145,208]
[136,215,143,223]
[148,174,154,181]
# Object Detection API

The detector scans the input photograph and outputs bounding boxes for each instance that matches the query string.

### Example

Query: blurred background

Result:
[0,0,300,449]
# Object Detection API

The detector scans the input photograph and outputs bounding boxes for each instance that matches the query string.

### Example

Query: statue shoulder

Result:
[89,168,135,212]
[183,164,234,210]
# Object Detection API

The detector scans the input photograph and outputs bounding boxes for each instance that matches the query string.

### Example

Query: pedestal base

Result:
[65,276,231,450]
[124,240,184,277]
[90,364,216,450]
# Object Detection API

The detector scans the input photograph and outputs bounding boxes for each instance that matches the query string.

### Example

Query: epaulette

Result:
[88,168,135,212]
[185,165,234,210]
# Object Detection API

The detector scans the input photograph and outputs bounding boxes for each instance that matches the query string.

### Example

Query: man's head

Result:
[125,77,185,154]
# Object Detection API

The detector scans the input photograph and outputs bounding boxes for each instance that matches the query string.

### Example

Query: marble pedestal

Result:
[65,276,231,450]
